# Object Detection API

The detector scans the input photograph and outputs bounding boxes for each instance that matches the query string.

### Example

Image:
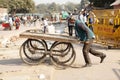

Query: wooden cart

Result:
[19,29,80,68]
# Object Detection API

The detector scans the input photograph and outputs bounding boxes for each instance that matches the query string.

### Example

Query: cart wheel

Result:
[19,39,47,65]
[50,42,76,68]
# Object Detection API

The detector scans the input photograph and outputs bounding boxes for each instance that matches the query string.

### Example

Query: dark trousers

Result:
[44,26,46,33]
[89,24,93,31]
[82,40,105,64]
[68,26,74,36]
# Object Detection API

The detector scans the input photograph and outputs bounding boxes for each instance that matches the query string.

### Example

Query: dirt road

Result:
[0,43,120,80]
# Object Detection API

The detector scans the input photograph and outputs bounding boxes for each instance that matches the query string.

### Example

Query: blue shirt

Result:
[75,19,95,41]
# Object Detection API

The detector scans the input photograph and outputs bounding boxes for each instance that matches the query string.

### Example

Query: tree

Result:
[48,2,57,12]
[0,0,35,13]
[8,0,35,13]
[89,0,115,9]
[36,4,48,13]
[0,0,8,8]
[65,2,77,13]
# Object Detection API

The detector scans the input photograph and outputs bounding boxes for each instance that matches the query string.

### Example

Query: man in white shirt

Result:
[41,18,48,33]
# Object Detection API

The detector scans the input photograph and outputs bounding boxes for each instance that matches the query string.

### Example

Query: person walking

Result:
[67,14,75,36]
[15,16,20,30]
[74,18,106,67]
[41,18,48,33]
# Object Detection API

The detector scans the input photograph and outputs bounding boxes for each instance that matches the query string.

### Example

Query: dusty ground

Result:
[0,23,120,80]
[0,39,120,80]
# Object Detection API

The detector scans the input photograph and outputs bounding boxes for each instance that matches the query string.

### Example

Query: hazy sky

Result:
[33,0,81,5]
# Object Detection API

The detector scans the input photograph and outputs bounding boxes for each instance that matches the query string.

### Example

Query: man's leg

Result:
[82,42,92,67]
[44,26,46,33]
[71,26,74,36]
[88,40,106,63]
[70,27,72,36]
[89,48,106,63]
[68,27,71,36]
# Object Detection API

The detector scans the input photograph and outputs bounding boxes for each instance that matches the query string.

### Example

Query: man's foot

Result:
[100,55,106,63]
[82,63,92,67]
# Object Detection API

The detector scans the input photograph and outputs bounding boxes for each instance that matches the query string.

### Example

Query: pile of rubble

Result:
[0,36,20,48]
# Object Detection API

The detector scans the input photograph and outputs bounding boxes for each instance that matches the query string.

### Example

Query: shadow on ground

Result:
[0,58,23,66]
[112,68,120,80]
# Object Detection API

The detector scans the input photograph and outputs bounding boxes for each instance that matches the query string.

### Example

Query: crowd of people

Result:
[0,14,40,30]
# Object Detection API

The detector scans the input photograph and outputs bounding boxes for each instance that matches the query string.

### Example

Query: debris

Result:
[38,74,46,80]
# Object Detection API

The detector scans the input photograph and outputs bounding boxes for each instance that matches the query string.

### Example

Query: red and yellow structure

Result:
[91,9,120,48]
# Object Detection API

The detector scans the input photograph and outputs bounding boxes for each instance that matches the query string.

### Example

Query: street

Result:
[0,42,120,80]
